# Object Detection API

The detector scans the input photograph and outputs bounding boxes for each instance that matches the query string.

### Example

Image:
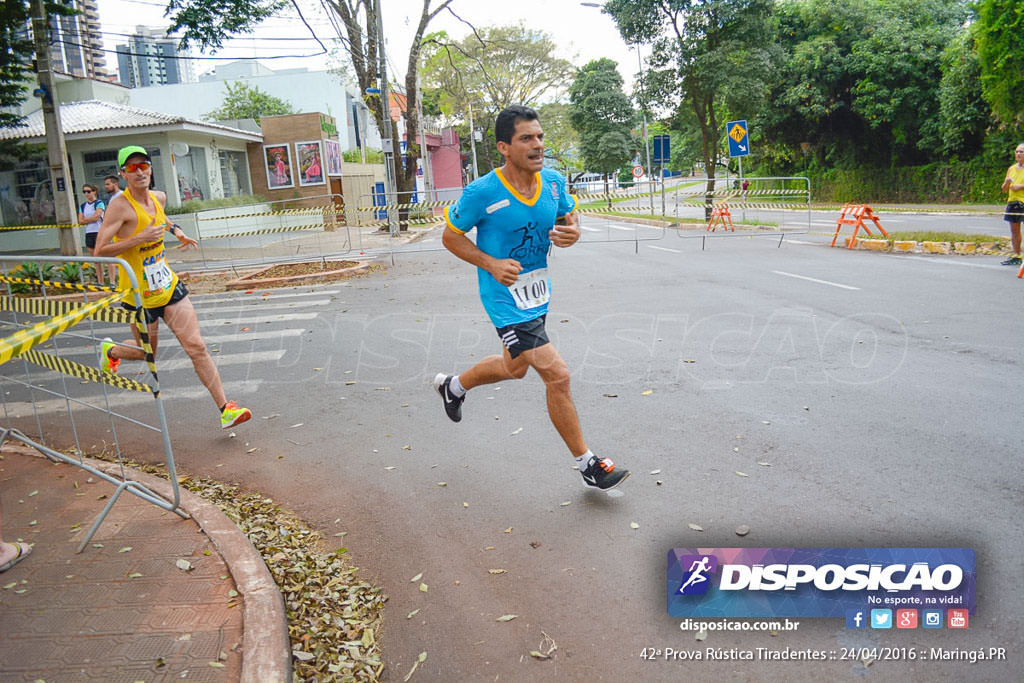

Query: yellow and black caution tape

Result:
[196,206,335,222]
[0,293,122,366]
[0,222,80,231]
[17,348,154,394]
[0,294,136,323]
[0,275,118,294]
[356,200,453,212]
[676,201,811,210]
[200,223,327,240]
[364,216,444,228]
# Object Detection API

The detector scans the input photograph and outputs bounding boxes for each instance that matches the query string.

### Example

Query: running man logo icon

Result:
[676,554,718,596]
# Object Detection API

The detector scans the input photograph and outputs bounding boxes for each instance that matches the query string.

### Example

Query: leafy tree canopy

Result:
[204,80,296,123]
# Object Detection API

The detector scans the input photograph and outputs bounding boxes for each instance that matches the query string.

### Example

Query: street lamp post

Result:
[581,2,654,215]
[636,46,655,216]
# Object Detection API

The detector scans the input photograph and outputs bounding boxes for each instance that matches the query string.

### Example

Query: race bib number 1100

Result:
[508,268,549,310]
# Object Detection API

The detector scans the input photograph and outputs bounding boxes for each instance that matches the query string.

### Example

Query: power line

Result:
[55,36,329,60]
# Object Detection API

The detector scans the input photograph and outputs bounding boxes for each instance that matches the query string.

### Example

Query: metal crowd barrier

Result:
[0,254,186,551]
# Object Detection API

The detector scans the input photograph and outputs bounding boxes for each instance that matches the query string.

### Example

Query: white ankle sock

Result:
[575,450,594,468]
[449,375,466,397]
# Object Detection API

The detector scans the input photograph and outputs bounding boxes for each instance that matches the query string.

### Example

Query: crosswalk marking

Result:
[193,299,333,315]
[202,328,305,344]
[0,379,262,417]
[200,312,318,327]
[188,288,343,303]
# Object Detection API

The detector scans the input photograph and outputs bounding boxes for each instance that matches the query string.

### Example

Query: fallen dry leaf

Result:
[688,523,704,532]
[496,614,518,622]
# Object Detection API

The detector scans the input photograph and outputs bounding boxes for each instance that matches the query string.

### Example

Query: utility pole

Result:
[467,101,479,181]
[374,0,397,234]
[31,0,79,256]
[636,46,654,215]
[416,73,433,198]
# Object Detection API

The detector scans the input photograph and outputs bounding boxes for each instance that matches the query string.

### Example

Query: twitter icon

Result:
[871,609,893,629]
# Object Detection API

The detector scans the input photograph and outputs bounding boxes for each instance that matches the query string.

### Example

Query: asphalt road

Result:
[4,216,1021,682]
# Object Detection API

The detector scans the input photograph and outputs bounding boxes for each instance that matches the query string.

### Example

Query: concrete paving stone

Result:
[0,448,259,681]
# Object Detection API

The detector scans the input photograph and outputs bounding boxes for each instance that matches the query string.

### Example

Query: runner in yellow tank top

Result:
[95,145,252,430]
[114,187,180,307]
[1000,143,1024,265]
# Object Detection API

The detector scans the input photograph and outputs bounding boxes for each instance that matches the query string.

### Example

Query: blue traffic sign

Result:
[653,135,670,164]
[726,120,750,158]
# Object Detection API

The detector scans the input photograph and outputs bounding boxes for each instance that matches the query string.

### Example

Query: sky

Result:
[93,0,644,93]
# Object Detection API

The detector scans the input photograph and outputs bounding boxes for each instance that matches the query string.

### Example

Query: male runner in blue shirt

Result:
[434,105,629,490]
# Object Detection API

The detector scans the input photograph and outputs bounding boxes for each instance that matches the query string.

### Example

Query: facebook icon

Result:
[846,609,867,629]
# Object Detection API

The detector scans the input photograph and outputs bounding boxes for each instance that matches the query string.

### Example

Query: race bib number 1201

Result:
[143,257,174,292]
[508,268,550,310]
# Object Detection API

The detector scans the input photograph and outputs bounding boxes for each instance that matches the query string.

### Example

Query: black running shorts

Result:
[121,281,189,324]
[495,315,550,359]
[1004,201,1024,223]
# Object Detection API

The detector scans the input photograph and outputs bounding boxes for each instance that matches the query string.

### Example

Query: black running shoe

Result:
[580,455,630,490]
[433,373,464,423]
[1000,256,1022,266]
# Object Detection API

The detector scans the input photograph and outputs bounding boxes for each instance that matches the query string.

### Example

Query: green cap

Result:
[118,145,151,167]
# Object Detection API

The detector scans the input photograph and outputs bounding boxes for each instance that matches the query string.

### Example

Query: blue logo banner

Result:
[666,548,976,618]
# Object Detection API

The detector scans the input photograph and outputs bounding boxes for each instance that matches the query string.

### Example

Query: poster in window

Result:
[325,139,343,177]
[263,144,294,189]
[296,140,326,187]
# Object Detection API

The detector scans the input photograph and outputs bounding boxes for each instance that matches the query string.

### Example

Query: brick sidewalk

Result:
[0,448,246,681]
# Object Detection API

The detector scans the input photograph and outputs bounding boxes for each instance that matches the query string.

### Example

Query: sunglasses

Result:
[84,189,95,193]
[122,161,151,172]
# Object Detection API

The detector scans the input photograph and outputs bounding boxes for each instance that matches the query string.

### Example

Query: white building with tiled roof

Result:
[0,99,260,232]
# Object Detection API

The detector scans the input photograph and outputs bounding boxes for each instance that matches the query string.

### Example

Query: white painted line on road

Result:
[200,312,319,328]
[1,380,263,417]
[772,270,861,290]
[581,226,602,233]
[900,256,1006,270]
[648,245,682,253]
[203,328,305,344]
[783,239,818,245]
[195,299,333,315]
[189,288,344,302]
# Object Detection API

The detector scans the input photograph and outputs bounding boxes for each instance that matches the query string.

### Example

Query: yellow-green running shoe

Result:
[220,401,252,429]
[100,338,120,375]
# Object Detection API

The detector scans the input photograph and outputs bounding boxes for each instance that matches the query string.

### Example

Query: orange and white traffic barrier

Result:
[706,203,735,232]
[831,203,888,249]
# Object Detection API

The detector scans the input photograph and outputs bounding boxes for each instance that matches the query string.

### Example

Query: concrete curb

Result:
[842,237,1008,256]
[88,458,292,683]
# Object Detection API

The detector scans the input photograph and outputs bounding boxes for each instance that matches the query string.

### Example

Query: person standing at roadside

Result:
[103,175,122,204]
[432,105,629,491]
[1000,143,1024,266]
[95,145,252,430]
[78,184,107,285]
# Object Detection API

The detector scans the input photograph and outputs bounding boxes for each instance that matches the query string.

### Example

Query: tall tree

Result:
[537,102,581,176]
[420,24,574,172]
[170,0,452,226]
[205,81,296,123]
[936,29,988,158]
[603,0,779,215]
[569,58,636,205]
[974,0,1024,128]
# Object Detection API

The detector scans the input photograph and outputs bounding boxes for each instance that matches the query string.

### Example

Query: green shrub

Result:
[807,161,1005,204]
[343,149,384,164]
[167,194,266,216]
[58,262,82,284]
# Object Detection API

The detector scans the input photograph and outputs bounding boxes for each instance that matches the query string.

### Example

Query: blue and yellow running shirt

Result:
[444,167,577,327]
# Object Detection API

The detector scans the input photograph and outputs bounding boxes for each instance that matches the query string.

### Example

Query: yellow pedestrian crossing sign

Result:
[726,119,750,157]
